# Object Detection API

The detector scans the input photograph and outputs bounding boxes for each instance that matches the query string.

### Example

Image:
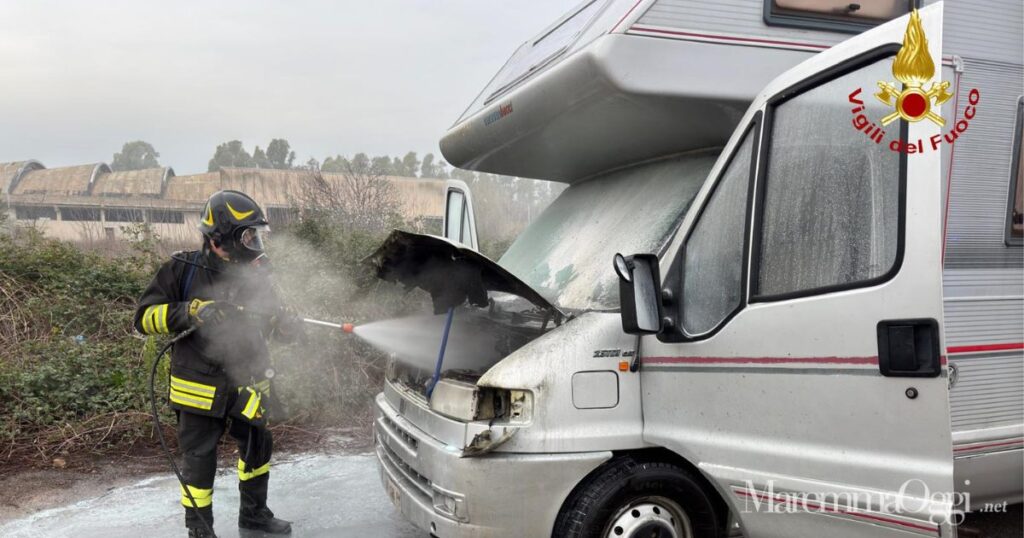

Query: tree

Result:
[400,151,420,178]
[321,155,350,173]
[351,153,370,174]
[420,153,436,177]
[371,156,393,175]
[266,139,295,169]
[208,140,254,171]
[252,146,272,168]
[111,141,160,171]
[435,159,450,179]
[294,159,401,233]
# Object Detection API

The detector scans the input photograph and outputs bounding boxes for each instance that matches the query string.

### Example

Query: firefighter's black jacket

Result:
[134,248,286,418]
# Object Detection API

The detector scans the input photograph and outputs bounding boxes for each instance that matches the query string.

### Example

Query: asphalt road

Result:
[0,453,420,538]
[1,451,1019,537]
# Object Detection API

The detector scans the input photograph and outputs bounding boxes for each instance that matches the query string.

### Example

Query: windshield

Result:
[498,150,718,311]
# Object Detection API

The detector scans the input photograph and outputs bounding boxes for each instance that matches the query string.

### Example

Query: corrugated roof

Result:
[6,162,444,218]
[163,171,221,202]
[1,160,44,195]
[12,163,109,197]
[92,167,173,197]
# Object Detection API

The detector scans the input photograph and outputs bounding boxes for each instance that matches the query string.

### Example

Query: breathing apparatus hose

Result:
[148,325,218,538]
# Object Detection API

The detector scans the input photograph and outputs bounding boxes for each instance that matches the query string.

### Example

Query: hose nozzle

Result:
[342,323,355,334]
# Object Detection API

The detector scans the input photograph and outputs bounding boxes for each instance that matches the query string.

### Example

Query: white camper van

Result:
[371,1,1023,537]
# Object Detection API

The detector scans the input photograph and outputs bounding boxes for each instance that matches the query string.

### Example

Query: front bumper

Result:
[373,391,610,537]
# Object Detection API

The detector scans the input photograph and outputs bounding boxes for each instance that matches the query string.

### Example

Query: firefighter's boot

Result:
[239,474,291,534]
[187,526,215,538]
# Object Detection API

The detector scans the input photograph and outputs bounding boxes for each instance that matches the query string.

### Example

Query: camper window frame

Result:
[763,0,918,34]
[658,113,762,342]
[1005,96,1024,246]
[658,46,907,344]
[750,46,907,303]
[483,0,609,106]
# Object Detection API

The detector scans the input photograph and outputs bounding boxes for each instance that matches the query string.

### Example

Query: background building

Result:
[2,160,444,245]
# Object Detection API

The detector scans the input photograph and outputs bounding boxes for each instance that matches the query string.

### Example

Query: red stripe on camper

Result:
[947,342,1024,354]
[610,0,645,34]
[953,438,1024,453]
[629,26,831,50]
[643,356,878,365]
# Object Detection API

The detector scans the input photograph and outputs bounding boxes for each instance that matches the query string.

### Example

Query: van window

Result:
[445,190,466,243]
[681,133,754,335]
[755,58,900,299]
[500,151,716,311]
[1007,97,1023,245]
[765,0,913,32]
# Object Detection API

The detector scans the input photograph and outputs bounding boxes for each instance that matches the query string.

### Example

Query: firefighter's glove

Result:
[188,299,228,326]
[270,306,306,342]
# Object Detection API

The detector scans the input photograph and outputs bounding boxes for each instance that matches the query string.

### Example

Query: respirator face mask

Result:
[234,225,270,263]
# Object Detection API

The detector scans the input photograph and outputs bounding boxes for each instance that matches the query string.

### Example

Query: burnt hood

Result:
[365,230,562,316]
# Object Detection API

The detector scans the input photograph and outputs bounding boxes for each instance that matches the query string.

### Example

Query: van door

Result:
[442,179,478,251]
[640,5,956,537]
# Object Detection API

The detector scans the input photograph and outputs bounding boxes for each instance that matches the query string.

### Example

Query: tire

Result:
[553,455,725,538]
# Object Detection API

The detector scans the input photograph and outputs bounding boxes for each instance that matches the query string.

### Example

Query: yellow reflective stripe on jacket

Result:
[237,459,270,481]
[180,484,213,508]
[142,304,169,334]
[169,388,213,411]
[240,388,261,420]
[141,306,154,334]
[170,376,216,398]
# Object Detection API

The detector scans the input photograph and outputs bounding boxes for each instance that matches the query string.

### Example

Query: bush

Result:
[0,214,432,467]
[266,218,432,426]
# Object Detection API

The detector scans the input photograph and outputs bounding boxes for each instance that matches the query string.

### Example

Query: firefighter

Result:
[134,190,299,537]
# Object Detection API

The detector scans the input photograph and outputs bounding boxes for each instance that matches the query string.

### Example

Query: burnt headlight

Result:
[428,379,532,424]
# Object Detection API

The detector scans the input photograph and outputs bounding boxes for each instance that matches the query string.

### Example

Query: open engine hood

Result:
[366,230,563,317]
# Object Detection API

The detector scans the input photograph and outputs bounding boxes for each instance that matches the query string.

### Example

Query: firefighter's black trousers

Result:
[177,409,273,529]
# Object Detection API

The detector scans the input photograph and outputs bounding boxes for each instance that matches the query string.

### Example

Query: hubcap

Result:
[603,496,693,538]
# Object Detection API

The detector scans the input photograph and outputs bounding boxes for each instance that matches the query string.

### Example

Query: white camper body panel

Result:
[378,1,1023,536]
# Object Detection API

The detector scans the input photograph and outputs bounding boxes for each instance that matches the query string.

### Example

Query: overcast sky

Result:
[0,1,578,174]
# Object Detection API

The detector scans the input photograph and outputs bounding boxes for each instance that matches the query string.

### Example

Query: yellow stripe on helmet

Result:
[201,205,214,227]
[226,202,254,221]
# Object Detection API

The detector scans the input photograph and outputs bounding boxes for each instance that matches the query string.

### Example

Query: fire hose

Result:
[147,309,353,537]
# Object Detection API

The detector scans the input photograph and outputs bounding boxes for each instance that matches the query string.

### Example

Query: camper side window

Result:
[764,0,914,33]
[754,58,901,300]
[1006,97,1023,245]
[445,190,466,244]
[681,132,754,336]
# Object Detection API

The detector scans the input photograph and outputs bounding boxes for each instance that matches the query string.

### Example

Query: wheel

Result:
[553,455,725,538]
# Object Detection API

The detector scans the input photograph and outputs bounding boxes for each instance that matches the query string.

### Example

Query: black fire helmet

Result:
[197,190,270,262]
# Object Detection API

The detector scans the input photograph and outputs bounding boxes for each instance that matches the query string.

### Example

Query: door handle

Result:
[876,319,941,377]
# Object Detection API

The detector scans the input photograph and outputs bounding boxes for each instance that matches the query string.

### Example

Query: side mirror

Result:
[613,253,663,335]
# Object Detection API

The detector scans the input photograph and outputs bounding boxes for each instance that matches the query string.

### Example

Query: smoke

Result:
[353,312,523,373]
[181,228,542,412]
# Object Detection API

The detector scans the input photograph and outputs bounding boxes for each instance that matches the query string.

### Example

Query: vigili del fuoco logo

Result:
[848,10,980,154]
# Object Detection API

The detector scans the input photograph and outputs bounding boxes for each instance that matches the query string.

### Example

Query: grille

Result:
[380,414,419,451]
[378,432,432,501]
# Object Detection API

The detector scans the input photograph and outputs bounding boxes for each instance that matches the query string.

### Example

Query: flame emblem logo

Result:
[875,10,952,126]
